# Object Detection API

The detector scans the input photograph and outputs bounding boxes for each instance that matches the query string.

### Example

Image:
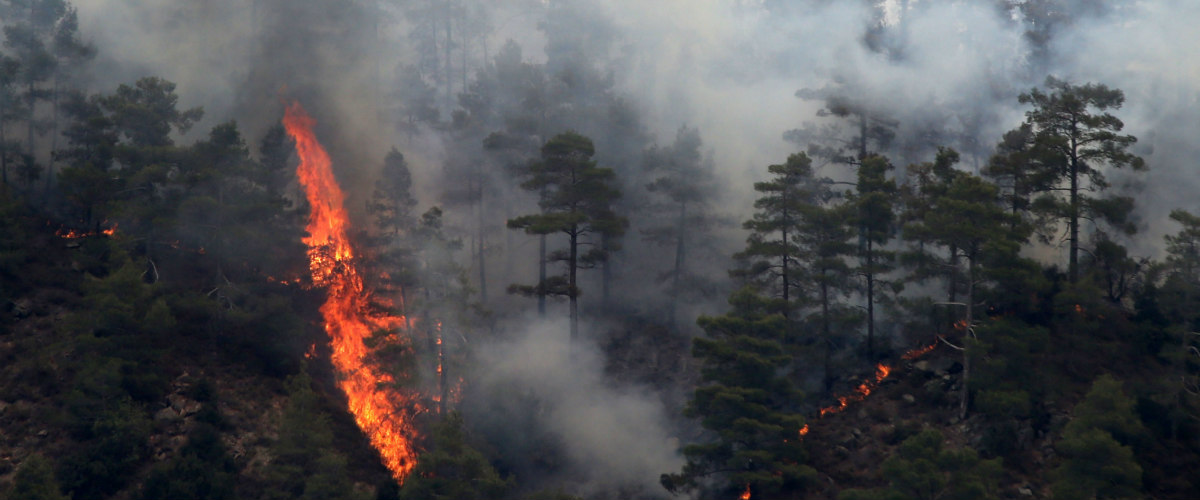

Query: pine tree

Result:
[507,131,626,341]
[839,429,1002,500]
[1052,375,1146,500]
[642,125,723,326]
[733,152,820,319]
[850,154,897,360]
[1016,77,1146,283]
[396,413,512,500]
[662,290,815,499]
[903,169,1024,418]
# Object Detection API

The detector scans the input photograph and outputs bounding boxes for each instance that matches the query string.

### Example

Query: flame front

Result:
[283,101,419,482]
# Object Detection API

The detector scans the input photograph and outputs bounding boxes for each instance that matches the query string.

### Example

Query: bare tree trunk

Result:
[668,201,686,326]
[1068,130,1080,283]
[866,238,875,361]
[821,276,832,394]
[569,226,578,342]
[960,258,975,420]
[538,233,546,317]
[474,176,488,303]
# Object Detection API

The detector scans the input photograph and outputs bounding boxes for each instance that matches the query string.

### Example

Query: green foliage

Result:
[508,131,626,337]
[641,125,725,324]
[852,154,899,359]
[7,455,69,500]
[1017,77,1146,282]
[1051,375,1146,500]
[57,400,152,500]
[840,430,1001,500]
[664,302,815,498]
[734,152,821,311]
[262,365,365,500]
[0,186,27,285]
[140,423,236,500]
[396,413,512,500]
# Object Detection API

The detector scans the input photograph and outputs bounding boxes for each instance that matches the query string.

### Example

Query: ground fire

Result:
[283,101,420,482]
[811,343,938,421]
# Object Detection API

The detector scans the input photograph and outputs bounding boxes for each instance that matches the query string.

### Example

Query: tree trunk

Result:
[668,201,687,326]
[476,180,487,303]
[866,238,875,361]
[538,233,546,316]
[443,9,452,115]
[960,257,975,420]
[601,235,612,310]
[569,226,579,342]
[781,201,790,319]
[858,113,868,161]
[46,73,60,196]
[821,276,832,394]
[1068,127,1080,283]
[1,120,7,186]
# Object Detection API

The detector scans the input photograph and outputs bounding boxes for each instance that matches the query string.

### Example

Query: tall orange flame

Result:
[283,101,419,482]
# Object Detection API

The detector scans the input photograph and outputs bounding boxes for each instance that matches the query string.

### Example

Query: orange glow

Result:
[740,484,752,500]
[804,343,937,438]
[1074,304,1084,315]
[818,362,893,417]
[875,363,890,382]
[56,221,117,239]
[902,343,937,361]
[284,101,419,482]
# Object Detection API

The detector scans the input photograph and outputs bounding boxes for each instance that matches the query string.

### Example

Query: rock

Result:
[0,401,9,414]
[913,360,932,373]
[856,408,869,419]
[36,429,47,437]
[168,394,188,411]
[11,298,32,318]
[852,428,864,438]
[834,446,851,458]
[180,401,203,417]
[1018,486,1034,496]
[155,407,181,423]
[902,394,916,404]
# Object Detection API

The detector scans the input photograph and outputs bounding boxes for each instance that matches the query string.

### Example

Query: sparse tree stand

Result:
[1017,77,1146,283]
[508,132,626,341]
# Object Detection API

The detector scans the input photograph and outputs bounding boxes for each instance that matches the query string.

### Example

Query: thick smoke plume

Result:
[463,317,682,497]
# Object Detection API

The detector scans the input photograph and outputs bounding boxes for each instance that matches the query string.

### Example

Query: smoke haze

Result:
[65,0,1200,494]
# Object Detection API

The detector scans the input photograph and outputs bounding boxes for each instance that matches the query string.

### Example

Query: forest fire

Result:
[283,101,420,482]
[740,484,752,500]
[819,362,892,417]
[811,343,937,421]
[55,222,117,239]
[902,342,937,361]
